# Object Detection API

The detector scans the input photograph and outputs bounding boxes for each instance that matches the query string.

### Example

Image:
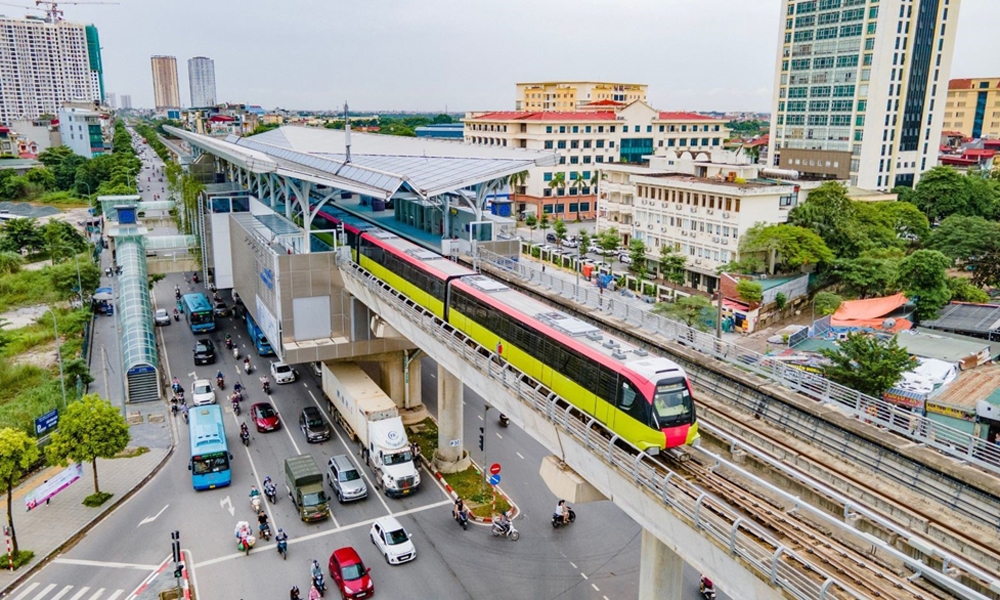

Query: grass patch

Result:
[0,549,35,570]
[113,446,149,459]
[83,491,113,507]
[34,191,90,207]
[408,418,510,519]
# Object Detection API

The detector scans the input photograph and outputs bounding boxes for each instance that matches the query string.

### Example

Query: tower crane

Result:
[34,0,119,22]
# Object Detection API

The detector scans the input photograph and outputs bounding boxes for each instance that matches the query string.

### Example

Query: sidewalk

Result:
[0,447,171,593]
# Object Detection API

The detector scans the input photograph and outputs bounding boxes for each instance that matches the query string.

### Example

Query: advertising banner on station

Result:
[25,463,84,511]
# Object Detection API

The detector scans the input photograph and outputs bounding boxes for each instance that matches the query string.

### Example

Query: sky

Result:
[36,0,1000,113]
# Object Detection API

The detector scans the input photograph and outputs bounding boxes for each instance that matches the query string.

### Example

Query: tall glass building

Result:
[188,56,217,108]
[767,0,961,190]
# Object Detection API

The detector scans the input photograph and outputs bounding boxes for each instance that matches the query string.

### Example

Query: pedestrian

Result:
[542,265,546,273]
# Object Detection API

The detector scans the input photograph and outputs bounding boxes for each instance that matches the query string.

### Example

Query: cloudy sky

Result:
[49,0,1000,113]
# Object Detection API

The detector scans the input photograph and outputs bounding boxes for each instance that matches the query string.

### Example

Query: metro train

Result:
[319,209,699,451]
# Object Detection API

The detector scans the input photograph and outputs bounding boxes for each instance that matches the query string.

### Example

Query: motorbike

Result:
[276,536,287,560]
[174,289,181,300]
[498,413,510,428]
[241,429,251,448]
[258,522,271,541]
[264,483,277,504]
[700,577,717,599]
[453,506,469,530]
[171,380,182,395]
[261,379,270,394]
[244,361,253,375]
[238,535,255,555]
[217,376,225,390]
[490,516,520,541]
[192,272,199,283]
[232,346,240,360]
[552,507,576,529]
[232,399,241,416]
[225,338,234,350]
[173,309,180,321]
[311,574,327,597]
[250,492,262,513]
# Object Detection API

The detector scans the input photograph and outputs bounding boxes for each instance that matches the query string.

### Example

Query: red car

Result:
[329,547,373,599]
[250,402,281,432]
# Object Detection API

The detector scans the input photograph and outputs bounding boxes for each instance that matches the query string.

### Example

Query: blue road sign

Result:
[488,474,501,486]
[35,409,59,436]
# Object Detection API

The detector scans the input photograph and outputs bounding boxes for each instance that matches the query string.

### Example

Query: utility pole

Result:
[48,308,67,409]
[480,405,489,493]
[716,286,723,340]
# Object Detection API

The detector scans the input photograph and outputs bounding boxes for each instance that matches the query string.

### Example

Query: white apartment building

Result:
[598,151,799,293]
[58,106,109,158]
[120,94,132,110]
[106,92,116,110]
[188,56,217,108]
[464,101,729,220]
[768,0,961,190]
[0,16,104,124]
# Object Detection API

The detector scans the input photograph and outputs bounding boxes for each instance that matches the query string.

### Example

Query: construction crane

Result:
[34,0,119,22]
[0,1,45,15]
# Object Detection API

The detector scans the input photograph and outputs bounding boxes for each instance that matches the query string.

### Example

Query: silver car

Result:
[153,308,171,326]
[327,454,367,503]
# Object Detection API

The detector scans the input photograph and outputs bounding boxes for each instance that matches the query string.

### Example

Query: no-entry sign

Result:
[489,463,501,475]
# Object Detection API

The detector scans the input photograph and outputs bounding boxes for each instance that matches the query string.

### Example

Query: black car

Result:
[193,339,216,365]
[299,406,330,442]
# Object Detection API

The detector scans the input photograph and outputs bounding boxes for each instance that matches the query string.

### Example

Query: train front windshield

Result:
[651,378,693,428]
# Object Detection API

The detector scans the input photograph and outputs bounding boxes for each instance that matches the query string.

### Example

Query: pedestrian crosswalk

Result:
[10,582,126,600]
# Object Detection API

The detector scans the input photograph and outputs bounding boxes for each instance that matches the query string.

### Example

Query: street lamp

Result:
[46,307,68,410]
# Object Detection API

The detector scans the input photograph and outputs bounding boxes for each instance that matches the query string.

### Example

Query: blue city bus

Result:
[188,404,232,490]
[245,313,274,356]
[181,293,216,333]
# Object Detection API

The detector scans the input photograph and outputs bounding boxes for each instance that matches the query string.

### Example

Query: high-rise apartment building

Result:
[150,55,181,111]
[0,16,104,123]
[768,0,961,190]
[516,81,648,111]
[106,92,117,109]
[120,94,132,110]
[188,56,217,108]
[944,78,1000,139]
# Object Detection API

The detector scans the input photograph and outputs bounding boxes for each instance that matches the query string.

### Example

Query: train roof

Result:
[315,205,373,233]
[363,230,476,279]
[453,276,686,382]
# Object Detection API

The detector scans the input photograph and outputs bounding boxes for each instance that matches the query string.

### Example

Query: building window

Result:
[583,140,592,148]
[570,156,579,164]
[572,126,578,133]
[583,155,592,163]
[543,188,552,197]
[595,156,604,163]
[543,172,553,182]
[559,126,566,133]
[569,203,578,213]
[546,126,552,133]
[571,140,579,149]
[543,204,553,213]
[557,140,566,149]
[544,140,553,149]
[596,140,605,148]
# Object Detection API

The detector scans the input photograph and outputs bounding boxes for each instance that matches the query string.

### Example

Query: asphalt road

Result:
[9,150,727,600]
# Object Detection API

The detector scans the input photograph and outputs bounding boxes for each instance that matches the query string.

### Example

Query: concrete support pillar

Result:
[638,529,683,600]
[434,364,470,473]
[380,352,405,407]
[405,354,422,410]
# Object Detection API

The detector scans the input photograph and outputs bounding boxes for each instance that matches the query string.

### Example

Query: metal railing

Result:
[476,249,1000,476]
[337,254,863,600]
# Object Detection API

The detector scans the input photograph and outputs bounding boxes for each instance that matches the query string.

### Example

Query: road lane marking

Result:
[495,432,503,440]
[516,452,525,460]
[267,397,302,455]
[53,558,160,570]
[67,588,90,600]
[193,499,454,569]
[85,590,105,600]
[11,583,39,600]
[580,572,588,580]
[49,586,74,600]
[569,561,578,569]
[105,591,124,600]
[477,415,483,421]
[228,409,280,539]
[307,390,392,516]
[591,584,600,592]
[137,503,169,526]
[220,495,234,516]
[28,584,56,600]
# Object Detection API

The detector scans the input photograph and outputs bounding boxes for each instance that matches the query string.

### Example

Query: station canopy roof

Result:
[164,125,557,200]
[115,238,158,374]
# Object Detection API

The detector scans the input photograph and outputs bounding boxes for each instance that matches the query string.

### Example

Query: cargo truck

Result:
[322,362,421,497]
[285,454,330,521]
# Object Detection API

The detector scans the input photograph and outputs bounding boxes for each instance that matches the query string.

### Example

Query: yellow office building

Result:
[944,78,1000,139]
[516,81,647,111]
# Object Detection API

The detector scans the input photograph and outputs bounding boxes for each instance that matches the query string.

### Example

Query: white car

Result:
[369,516,415,564]
[191,379,215,406]
[270,361,297,384]
[153,308,171,326]
[619,254,634,265]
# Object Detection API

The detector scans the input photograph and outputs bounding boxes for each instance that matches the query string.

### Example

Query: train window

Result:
[651,379,692,428]
[619,383,636,411]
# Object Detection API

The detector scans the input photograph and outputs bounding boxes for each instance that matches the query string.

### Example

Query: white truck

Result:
[321,362,421,497]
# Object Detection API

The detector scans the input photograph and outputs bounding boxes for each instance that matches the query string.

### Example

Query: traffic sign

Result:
[489,463,501,475]
[488,474,501,486]
[34,409,59,436]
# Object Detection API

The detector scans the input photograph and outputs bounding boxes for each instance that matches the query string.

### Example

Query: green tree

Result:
[788,182,862,258]
[249,123,280,136]
[0,175,30,199]
[598,228,621,261]
[738,223,834,274]
[775,292,788,311]
[736,279,764,305]
[49,260,99,298]
[432,114,454,124]
[507,170,528,195]
[896,249,952,321]
[659,244,686,286]
[970,241,1000,289]
[538,214,550,240]
[38,145,75,169]
[868,200,931,243]
[833,254,901,298]
[652,295,714,331]
[927,215,1000,262]
[0,428,40,556]
[524,214,537,243]
[577,230,591,256]
[0,218,44,254]
[0,251,24,275]
[548,172,566,198]
[628,238,647,277]
[552,219,568,247]
[819,333,914,398]
[46,394,130,497]
[946,277,989,303]
[813,291,842,316]
[906,166,1000,221]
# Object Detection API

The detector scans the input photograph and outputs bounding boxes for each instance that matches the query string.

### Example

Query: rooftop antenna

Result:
[343,102,351,164]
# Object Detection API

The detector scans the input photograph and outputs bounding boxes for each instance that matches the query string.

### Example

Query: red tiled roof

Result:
[983,140,1000,148]
[940,156,980,166]
[208,115,236,122]
[962,148,996,158]
[471,111,617,121]
[941,130,964,137]
[583,99,624,106]
[656,111,723,122]
[0,126,8,133]
[949,79,973,90]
